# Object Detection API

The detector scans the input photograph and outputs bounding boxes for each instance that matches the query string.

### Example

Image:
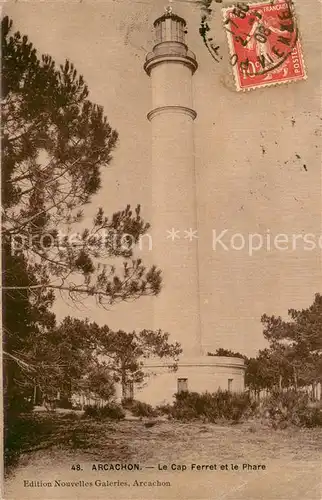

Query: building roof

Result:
[153,12,187,28]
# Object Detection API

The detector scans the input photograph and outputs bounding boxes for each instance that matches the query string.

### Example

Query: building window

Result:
[155,23,162,44]
[172,21,182,42]
[161,22,166,42]
[228,379,233,392]
[178,22,185,43]
[177,378,188,393]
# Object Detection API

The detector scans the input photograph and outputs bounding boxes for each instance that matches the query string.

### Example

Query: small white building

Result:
[136,356,245,406]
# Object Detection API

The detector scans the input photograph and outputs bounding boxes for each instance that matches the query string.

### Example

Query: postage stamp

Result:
[222,0,307,91]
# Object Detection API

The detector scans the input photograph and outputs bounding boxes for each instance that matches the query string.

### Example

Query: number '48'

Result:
[71,464,82,471]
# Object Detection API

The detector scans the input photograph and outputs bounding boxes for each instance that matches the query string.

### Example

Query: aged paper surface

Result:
[2,0,322,499]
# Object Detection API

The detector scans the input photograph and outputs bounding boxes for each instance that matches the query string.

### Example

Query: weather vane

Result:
[165,0,173,15]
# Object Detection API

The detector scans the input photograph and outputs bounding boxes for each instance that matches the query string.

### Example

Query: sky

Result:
[4,0,321,356]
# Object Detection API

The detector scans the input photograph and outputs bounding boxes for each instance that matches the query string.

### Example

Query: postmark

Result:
[222,0,307,91]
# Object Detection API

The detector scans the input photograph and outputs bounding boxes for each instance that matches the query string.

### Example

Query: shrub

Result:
[71,403,82,411]
[83,406,100,418]
[83,403,125,420]
[297,408,322,428]
[261,390,322,428]
[155,403,174,417]
[57,397,73,409]
[170,390,255,422]
[100,402,125,420]
[4,413,55,472]
[5,395,33,416]
[122,399,157,418]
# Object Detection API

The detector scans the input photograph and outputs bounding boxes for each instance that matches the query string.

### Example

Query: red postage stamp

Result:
[222,0,307,91]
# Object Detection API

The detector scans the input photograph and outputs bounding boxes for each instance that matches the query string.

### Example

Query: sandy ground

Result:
[4,419,322,500]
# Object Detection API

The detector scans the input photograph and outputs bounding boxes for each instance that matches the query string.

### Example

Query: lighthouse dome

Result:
[153,9,187,44]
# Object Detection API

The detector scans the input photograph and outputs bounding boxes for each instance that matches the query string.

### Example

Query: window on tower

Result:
[177,378,188,393]
[228,379,233,392]
[161,22,166,41]
[155,23,162,44]
[178,22,185,43]
[172,21,179,42]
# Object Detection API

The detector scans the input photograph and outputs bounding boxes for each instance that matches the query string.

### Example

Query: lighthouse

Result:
[144,8,201,356]
[136,8,245,404]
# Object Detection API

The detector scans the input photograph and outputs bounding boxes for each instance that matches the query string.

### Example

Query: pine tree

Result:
[2,16,161,307]
[1,16,161,412]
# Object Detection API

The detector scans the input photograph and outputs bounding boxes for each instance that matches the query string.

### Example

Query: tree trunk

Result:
[121,368,127,401]
[293,367,298,392]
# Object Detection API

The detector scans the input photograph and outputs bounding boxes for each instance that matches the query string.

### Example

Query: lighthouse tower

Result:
[144,8,201,356]
[136,8,245,404]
